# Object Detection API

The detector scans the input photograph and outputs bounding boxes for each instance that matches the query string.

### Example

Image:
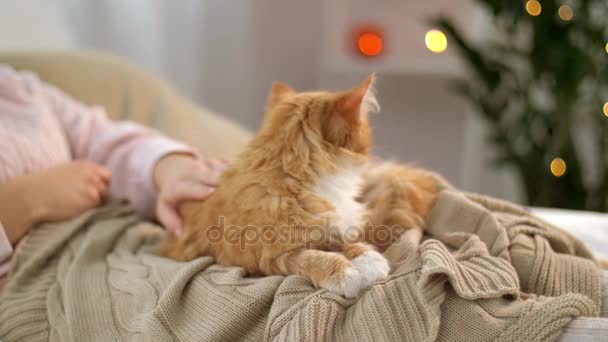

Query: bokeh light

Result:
[550,158,567,177]
[425,30,448,54]
[358,32,383,57]
[605,42,608,55]
[603,102,608,117]
[558,5,573,21]
[526,0,542,16]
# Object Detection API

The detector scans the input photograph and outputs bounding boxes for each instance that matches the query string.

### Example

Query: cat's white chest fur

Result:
[313,165,365,239]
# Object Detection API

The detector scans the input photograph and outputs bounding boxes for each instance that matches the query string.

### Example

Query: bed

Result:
[532,208,608,260]
[1,51,606,342]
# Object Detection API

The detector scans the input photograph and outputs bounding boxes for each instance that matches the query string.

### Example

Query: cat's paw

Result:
[351,250,390,284]
[320,266,366,298]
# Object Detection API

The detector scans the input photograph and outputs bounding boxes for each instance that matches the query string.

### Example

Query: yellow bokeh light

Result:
[526,0,542,16]
[605,43,608,55]
[550,158,567,177]
[603,102,608,117]
[425,30,448,54]
[558,5,573,21]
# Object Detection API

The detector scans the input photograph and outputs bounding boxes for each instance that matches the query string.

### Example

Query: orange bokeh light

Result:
[358,32,383,57]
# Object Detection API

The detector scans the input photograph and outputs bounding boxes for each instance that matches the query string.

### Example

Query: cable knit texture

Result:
[0,190,604,342]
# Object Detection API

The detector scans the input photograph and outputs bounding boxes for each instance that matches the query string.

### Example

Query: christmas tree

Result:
[434,0,608,211]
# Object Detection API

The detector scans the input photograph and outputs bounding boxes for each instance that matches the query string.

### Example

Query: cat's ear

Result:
[337,73,379,125]
[267,82,295,110]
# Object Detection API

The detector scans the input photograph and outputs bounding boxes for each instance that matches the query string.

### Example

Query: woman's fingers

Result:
[154,158,231,237]
[98,167,112,182]
[169,181,215,203]
[156,202,183,236]
[206,158,230,170]
[181,164,222,187]
[74,161,111,201]
[75,160,111,181]
[88,165,111,202]
[91,178,108,200]
[200,159,229,186]
[83,170,109,202]
[157,180,216,236]
[175,159,230,187]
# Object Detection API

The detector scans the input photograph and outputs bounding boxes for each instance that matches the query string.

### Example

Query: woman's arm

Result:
[0,161,109,278]
[0,175,44,247]
[41,82,195,219]
[2,68,226,240]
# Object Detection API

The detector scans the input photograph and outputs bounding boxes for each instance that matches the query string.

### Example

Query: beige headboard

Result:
[0,50,252,159]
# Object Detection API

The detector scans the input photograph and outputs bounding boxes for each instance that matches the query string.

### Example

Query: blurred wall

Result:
[65,0,207,102]
[201,0,324,130]
[65,0,324,131]
[247,0,323,129]
[0,0,75,50]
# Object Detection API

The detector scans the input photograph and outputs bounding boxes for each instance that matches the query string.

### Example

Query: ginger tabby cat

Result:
[159,75,441,298]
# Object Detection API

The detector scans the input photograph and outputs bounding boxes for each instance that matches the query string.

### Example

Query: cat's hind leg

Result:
[382,227,422,265]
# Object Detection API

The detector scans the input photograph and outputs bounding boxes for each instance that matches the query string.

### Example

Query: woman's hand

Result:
[153,154,229,237]
[0,161,111,245]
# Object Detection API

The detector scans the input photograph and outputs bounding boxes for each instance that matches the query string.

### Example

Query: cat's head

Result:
[252,75,379,178]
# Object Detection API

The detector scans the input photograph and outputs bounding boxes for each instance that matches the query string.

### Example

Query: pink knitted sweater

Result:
[0,65,193,278]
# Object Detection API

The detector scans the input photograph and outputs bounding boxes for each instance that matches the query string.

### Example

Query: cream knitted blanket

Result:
[0,190,603,342]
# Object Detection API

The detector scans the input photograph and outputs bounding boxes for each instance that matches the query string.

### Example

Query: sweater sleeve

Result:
[0,223,12,278]
[42,84,196,219]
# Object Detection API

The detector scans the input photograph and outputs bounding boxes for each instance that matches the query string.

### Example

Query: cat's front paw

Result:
[320,266,366,298]
[351,250,390,284]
